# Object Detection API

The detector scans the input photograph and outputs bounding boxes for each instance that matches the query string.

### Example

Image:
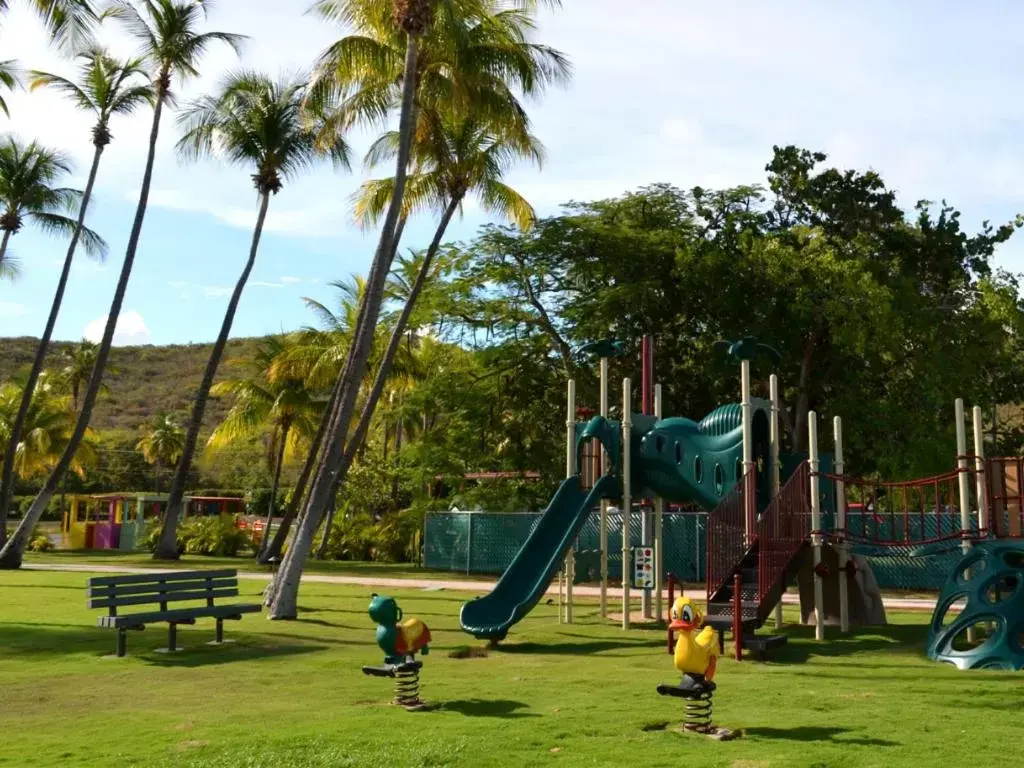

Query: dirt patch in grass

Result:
[448,645,489,659]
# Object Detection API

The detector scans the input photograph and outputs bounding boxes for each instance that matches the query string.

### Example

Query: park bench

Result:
[86,569,261,657]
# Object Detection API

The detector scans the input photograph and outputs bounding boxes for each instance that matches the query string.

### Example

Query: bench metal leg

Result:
[205,617,237,646]
[155,623,184,653]
[117,629,127,658]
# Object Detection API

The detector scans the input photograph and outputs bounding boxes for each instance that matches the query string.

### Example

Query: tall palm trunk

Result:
[155,191,271,559]
[257,422,289,559]
[0,141,105,547]
[0,228,11,270]
[259,376,341,579]
[314,197,458,560]
[341,196,459,474]
[267,36,421,618]
[0,85,168,569]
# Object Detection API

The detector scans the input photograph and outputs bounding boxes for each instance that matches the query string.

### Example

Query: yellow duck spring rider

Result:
[657,597,732,736]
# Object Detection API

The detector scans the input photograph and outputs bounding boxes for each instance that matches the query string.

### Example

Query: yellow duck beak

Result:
[668,617,696,632]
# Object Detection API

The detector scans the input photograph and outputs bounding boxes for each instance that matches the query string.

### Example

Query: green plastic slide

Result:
[459,473,620,641]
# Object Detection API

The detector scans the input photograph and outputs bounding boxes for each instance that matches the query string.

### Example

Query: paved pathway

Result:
[22,562,941,612]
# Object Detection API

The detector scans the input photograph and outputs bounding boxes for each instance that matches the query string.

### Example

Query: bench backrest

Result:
[86,569,241,614]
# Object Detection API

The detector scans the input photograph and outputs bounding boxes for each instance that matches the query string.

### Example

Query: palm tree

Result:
[0,138,107,274]
[267,0,568,618]
[54,339,114,413]
[0,0,100,52]
[207,336,320,561]
[153,71,350,560]
[0,60,20,117]
[0,0,243,569]
[0,372,97,482]
[136,412,185,491]
[0,50,151,549]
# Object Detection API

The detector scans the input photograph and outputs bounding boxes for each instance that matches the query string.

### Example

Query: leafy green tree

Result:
[154,72,350,560]
[135,412,185,490]
[0,0,243,569]
[0,372,97,482]
[0,59,20,116]
[0,50,151,549]
[0,138,106,275]
[206,336,321,561]
[269,0,568,619]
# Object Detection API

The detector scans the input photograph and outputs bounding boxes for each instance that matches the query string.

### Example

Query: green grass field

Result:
[1,567,1017,768]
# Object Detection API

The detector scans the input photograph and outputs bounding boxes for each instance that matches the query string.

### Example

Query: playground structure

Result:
[458,335,1024,670]
[61,493,246,551]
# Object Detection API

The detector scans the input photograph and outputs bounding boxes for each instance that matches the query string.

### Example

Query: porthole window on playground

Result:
[674,442,682,464]
[693,456,703,484]
[714,463,725,495]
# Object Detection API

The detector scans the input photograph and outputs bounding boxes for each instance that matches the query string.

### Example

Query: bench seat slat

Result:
[87,569,237,587]
[96,603,262,628]
[88,577,237,598]
[88,587,242,610]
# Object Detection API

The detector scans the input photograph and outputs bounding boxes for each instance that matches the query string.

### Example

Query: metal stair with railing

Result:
[703,463,812,658]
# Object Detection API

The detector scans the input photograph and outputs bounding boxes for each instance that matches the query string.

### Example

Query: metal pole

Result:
[599,357,609,619]
[565,379,576,623]
[808,411,825,641]
[955,399,972,551]
[640,337,653,619]
[834,416,849,633]
[741,359,755,546]
[466,512,473,575]
[622,377,632,630]
[770,374,782,630]
[654,383,664,622]
[972,406,989,536]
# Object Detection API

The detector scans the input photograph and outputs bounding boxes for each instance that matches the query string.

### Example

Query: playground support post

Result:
[834,416,849,633]
[654,383,664,622]
[955,399,975,643]
[640,336,654,619]
[622,378,632,630]
[769,374,783,630]
[955,399,972,552]
[599,357,609,619]
[565,379,576,624]
[741,359,755,547]
[808,411,825,641]
[972,406,989,535]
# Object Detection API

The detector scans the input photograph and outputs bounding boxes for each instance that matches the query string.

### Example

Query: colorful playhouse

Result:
[60,493,246,551]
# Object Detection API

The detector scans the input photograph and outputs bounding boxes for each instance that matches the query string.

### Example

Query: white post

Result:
[741,359,755,546]
[654,383,664,623]
[955,399,972,552]
[565,379,576,624]
[834,416,849,633]
[973,406,989,535]
[808,411,825,641]
[622,378,632,630]
[599,357,609,619]
[770,374,784,629]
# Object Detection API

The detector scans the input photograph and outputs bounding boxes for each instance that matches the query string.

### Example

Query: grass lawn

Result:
[22,550,494,582]
[1,568,1017,767]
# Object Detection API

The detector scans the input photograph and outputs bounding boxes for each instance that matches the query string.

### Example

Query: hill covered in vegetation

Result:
[0,336,266,433]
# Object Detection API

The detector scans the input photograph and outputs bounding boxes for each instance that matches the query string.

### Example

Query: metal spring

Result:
[394,665,422,709]
[683,689,713,732]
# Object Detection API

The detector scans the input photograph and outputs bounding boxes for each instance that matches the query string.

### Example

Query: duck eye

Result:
[682,606,693,623]
[670,606,679,620]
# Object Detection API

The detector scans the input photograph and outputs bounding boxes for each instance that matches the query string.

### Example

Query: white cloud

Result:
[83,310,152,346]
[251,281,285,289]
[203,286,232,298]
[0,301,28,318]
[280,276,302,283]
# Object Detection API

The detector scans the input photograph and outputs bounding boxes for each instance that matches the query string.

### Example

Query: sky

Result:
[2,0,1024,345]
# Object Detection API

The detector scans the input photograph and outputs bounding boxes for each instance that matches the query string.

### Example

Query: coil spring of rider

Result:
[394,663,422,709]
[683,688,713,732]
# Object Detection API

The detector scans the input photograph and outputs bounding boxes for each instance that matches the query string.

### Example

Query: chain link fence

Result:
[424,508,967,589]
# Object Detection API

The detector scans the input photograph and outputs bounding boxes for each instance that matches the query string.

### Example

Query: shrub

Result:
[28,534,54,552]
[180,517,255,557]
[141,517,255,557]
[319,505,421,563]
